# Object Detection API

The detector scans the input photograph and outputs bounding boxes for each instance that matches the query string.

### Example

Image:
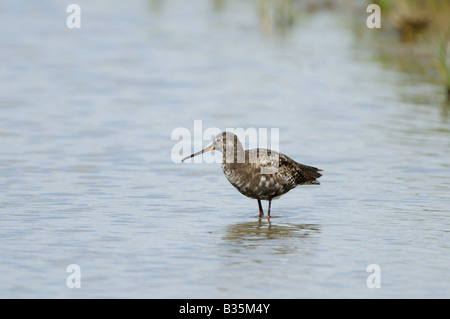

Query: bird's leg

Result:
[257,199,264,218]
[267,200,272,219]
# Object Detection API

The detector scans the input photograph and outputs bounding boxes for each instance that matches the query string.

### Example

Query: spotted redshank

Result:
[182,132,322,218]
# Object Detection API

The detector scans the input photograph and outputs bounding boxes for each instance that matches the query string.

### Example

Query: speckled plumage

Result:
[182,132,322,218]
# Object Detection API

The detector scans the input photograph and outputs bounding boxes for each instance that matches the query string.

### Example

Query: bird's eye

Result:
[216,137,222,143]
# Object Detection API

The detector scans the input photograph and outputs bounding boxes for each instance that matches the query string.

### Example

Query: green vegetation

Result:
[253,0,450,100]
[257,0,296,34]
[437,34,450,99]
[374,0,450,99]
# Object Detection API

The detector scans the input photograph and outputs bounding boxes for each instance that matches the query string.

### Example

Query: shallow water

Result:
[1,0,449,298]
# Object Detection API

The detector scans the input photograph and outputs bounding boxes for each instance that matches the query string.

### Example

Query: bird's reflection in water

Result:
[222,217,320,256]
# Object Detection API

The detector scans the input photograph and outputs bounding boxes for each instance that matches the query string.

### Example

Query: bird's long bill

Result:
[181,144,215,162]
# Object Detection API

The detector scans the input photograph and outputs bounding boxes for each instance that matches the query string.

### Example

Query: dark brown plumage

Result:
[182,132,322,218]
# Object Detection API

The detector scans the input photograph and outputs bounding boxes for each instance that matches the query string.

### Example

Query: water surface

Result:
[0,0,449,298]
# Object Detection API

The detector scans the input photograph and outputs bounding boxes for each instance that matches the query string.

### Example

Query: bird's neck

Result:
[222,142,245,164]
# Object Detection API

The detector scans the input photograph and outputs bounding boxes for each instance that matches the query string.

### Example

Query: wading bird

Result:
[182,132,322,219]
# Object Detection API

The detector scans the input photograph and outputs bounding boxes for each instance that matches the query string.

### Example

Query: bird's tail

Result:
[296,163,323,185]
